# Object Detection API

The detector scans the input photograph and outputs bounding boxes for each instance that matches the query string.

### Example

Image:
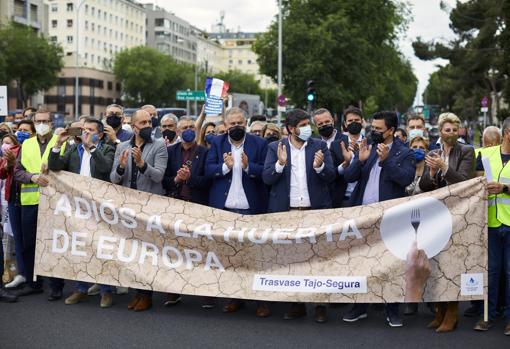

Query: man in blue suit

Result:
[342,111,416,327]
[263,108,335,322]
[205,106,268,315]
[312,108,350,209]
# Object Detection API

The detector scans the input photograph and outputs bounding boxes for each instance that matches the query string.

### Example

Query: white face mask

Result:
[122,124,132,132]
[297,125,312,142]
[35,123,51,136]
[409,129,424,140]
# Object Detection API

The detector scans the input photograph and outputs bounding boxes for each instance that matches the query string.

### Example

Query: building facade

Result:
[144,3,197,65]
[44,0,145,118]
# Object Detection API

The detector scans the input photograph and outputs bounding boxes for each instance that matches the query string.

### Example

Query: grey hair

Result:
[250,120,266,129]
[311,108,332,124]
[225,107,248,120]
[177,115,194,127]
[161,113,178,124]
[106,104,124,114]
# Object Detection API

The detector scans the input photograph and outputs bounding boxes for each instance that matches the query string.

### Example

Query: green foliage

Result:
[414,0,509,121]
[253,0,417,115]
[215,70,262,95]
[0,22,63,106]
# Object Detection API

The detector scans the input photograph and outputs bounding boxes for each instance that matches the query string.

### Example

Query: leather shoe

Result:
[256,303,271,318]
[133,295,152,312]
[128,295,141,310]
[222,300,244,313]
[283,303,307,320]
[47,288,63,301]
[0,288,18,303]
[15,285,43,297]
[314,305,328,323]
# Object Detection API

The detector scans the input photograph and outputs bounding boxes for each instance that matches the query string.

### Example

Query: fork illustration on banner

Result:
[411,208,421,242]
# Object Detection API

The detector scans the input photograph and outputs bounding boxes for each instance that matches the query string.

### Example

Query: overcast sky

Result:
[143,0,457,105]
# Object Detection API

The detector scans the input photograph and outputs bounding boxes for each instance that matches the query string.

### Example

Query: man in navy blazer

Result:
[262,109,335,322]
[312,108,350,209]
[204,106,268,316]
[163,116,210,205]
[342,111,415,328]
[205,107,268,214]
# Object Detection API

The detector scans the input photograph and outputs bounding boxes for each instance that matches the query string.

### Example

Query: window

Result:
[91,22,95,32]
[51,4,58,12]
[67,36,73,44]
[247,60,252,64]
[50,36,57,42]
[85,5,88,14]
[85,21,88,30]
[52,20,57,28]
[91,7,95,16]
[66,3,73,11]
[84,37,88,46]
[116,83,121,92]
[228,59,233,64]
[98,9,101,18]
[67,19,73,28]
[107,81,113,90]
[238,60,242,64]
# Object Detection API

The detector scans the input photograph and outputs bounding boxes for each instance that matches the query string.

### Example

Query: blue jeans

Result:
[8,203,24,276]
[488,225,510,320]
[20,204,40,289]
[76,282,112,295]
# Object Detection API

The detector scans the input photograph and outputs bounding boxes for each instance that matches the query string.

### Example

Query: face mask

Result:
[181,129,196,143]
[318,124,334,138]
[347,122,362,135]
[82,132,99,144]
[265,136,279,144]
[413,148,425,162]
[442,134,458,146]
[297,125,312,142]
[151,117,159,128]
[6,122,13,128]
[1,143,12,153]
[137,127,152,142]
[371,130,386,144]
[16,131,30,144]
[228,125,246,142]
[205,133,216,144]
[409,129,424,140]
[162,129,176,142]
[122,124,132,132]
[106,115,122,129]
[35,123,50,136]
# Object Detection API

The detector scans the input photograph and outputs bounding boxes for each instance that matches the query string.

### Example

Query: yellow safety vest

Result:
[480,145,510,227]
[20,134,58,206]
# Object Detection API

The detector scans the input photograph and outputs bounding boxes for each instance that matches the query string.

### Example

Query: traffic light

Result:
[306,80,316,110]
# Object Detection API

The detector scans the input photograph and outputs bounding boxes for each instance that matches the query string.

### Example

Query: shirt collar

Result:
[289,139,307,151]
[228,136,245,149]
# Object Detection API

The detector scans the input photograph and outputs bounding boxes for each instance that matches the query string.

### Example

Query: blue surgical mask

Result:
[409,129,424,140]
[205,133,216,144]
[181,129,196,143]
[413,148,426,162]
[16,131,30,144]
[297,125,312,142]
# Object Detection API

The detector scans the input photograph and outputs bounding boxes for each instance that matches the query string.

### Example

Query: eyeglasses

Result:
[34,120,50,125]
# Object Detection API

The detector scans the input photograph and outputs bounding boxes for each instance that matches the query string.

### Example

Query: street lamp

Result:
[277,0,283,126]
[74,0,87,120]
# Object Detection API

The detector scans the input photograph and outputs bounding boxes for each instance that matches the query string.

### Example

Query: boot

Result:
[427,303,447,329]
[436,302,458,333]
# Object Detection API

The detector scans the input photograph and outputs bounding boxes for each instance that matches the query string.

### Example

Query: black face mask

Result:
[265,136,279,144]
[347,122,363,135]
[318,124,335,138]
[106,115,122,129]
[138,127,152,142]
[151,117,159,128]
[162,129,176,142]
[228,126,246,142]
[371,130,387,144]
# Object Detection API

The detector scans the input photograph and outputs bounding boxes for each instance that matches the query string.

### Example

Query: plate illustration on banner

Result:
[380,196,452,260]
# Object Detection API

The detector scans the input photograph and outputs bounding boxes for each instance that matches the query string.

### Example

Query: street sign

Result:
[277,106,286,112]
[278,94,286,107]
[176,90,206,101]
[481,107,489,113]
[481,96,489,108]
[0,86,7,116]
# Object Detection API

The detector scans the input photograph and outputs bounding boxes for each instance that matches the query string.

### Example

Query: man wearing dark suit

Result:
[205,106,268,315]
[205,107,268,215]
[263,108,335,322]
[343,111,415,328]
[48,117,116,308]
[162,116,211,307]
[312,108,349,208]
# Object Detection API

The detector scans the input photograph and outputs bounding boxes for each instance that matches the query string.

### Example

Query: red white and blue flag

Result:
[204,77,229,115]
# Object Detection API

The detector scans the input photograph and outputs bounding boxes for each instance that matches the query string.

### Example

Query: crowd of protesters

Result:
[0,103,508,336]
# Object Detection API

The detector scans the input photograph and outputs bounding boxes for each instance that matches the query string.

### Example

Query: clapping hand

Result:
[358,139,372,162]
[223,152,234,169]
[313,149,324,169]
[277,142,287,166]
[131,147,144,168]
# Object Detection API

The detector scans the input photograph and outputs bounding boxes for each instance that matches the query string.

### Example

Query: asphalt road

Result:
[0,283,507,349]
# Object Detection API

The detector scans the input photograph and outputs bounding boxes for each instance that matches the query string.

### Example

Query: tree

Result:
[422,65,456,109]
[113,46,191,107]
[413,0,508,122]
[215,70,262,95]
[0,23,63,107]
[254,0,416,115]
